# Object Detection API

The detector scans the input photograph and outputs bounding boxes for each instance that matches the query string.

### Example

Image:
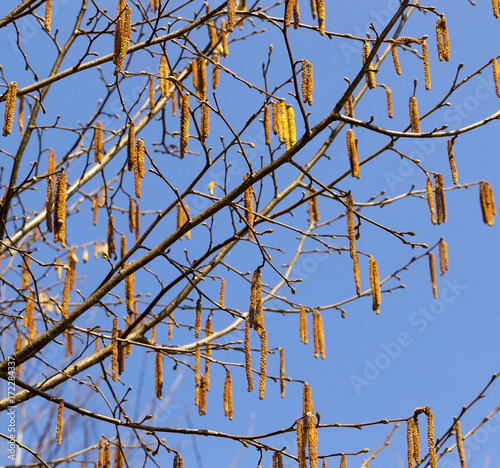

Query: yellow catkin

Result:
[3,81,17,137]
[169,315,173,340]
[293,1,300,29]
[14,333,22,378]
[369,256,381,314]
[280,100,289,145]
[45,0,52,30]
[46,176,54,232]
[244,320,253,392]
[258,329,267,400]
[340,454,346,468]
[160,55,169,98]
[447,139,458,184]
[362,43,376,89]
[128,197,136,232]
[111,316,118,381]
[201,104,209,142]
[455,421,466,468]
[279,347,286,398]
[194,344,200,405]
[346,129,360,179]
[107,213,115,259]
[300,305,308,344]
[479,182,496,225]
[312,309,319,358]
[413,417,421,463]
[173,453,184,468]
[347,194,361,295]
[221,19,229,57]
[103,443,110,468]
[436,16,450,62]
[310,0,317,18]
[53,171,67,247]
[120,235,126,262]
[297,418,306,468]
[285,0,295,27]
[98,436,104,467]
[114,5,131,75]
[56,400,64,445]
[199,375,207,416]
[134,138,145,198]
[264,104,271,145]
[180,93,190,159]
[198,58,207,99]
[126,270,134,314]
[426,175,436,225]
[244,178,254,240]
[345,95,354,119]
[21,258,30,289]
[493,0,500,18]
[224,369,233,420]
[94,121,103,164]
[429,252,437,299]
[301,60,309,103]
[308,190,319,225]
[308,411,318,468]
[435,173,446,224]
[227,0,236,32]
[212,54,220,89]
[18,94,24,135]
[272,101,279,135]
[409,96,420,133]
[149,76,154,109]
[391,44,402,75]
[62,266,71,319]
[492,58,500,98]
[92,195,99,226]
[286,105,296,149]
[192,59,199,92]
[306,62,313,106]
[439,239,448,276]
[155,351,163,400]
[317,0,325,35]
[385,86,393,119]
[24,290,35,330]
[422,42,431,91]
[425,408,437,468]
[195,295,202,338]
[220,278,225,308]
[407,419,414,468]
[317,311,325,359]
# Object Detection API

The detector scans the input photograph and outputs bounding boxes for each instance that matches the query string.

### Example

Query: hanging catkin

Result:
[195,295,202,338]
[362,43,376,89]
[287,105,296,149]
[264,104,271,145]
[413,417,421,464]
[422,42,431,90]
[258,329,267,400]
[439,240,448,276]
[194,343,200,405]
[62,266,71,319]
[53,171,67,247]
[56,400,64,445]
[407,419,414,468]
[244,176,254,240]
[435,16,450,62]
[180,93,190,158]
[317,0,325,35]
[297,418,306,468]
[221,19,229,57]
[155,351,163,400]
[127,122,135,171]
[312,309,319,358]
[447,139,458,184]
[201,104,209,142]
[425,408,437,468]
[369,256,381,314]
[3,81,17,137]
[391,44,402,75]
[317,311,325,359]
[455,420,466,468]
[223,369,233,420]
[428,253,437,299]
[244,319,253,392]
[24,290,35,330]
[134,138,145,198]
[45,0,52,31]
[409,96,420,133]
[285,0,295,27]
[300,305,308,344]
[94,121,103,163]
[386,86,393,118]
[346,129,360,178]
[426,175,436,225]
[111,316,118,381]
[434,173,447,224]
[493,0,500,18]
[308,411,318,468]
[347,194,361,295]
[479,181,496,225]
[114,5,131,75]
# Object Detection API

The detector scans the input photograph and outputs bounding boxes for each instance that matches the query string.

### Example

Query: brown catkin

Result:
[201,104,209,142]
[258,329,267,400]
[160,55,169,98]
[149,76,154,109]
[362,43,376,89]
[65,330,73,356]
[199,375,207,416]
[345,95,354,119]
[422,42,431,90]
[317,0,325,35]
[455,421,466,468]
[285,0,295,27]
[436,16,450,62]
[127,122,135,171]
[308,411,318,468]
[227,0,236,32]
[303,382,313,416]
[391,44,402,75]
[94,121,103,163]
[317,311,325,359]
[306,62,314,106]
[111,316,118,381]
[46,169,54,232]
[134,138,145,198]
[155,351,163,400]
[62,266,71,319]
[245,320,253,392]
[125,270,134,314]
[25,289,35,329]
[492,58,500,98]
[272,101,279,135]
[312,309,319,358]
[224,369,233,420]
[244,178,254,240]
[195,295,202,338]
[407,419,414,468]
[53,171,67,247]
[114,5,131,75]
[340,454,346,468]
[180,93,190,158]
[479,182,496,225]
[173,453,184,468]
[92,195,99,226]
[439,240,448,276]
[221,19,229,57]
[56,400,64,445]
[302,60,309,103]
[308,190,319,225]
[219,278,225,308]
[426,408,437,468]
[447,139,458,184]
[429,252,437,299]
[3,81,17,137]
[493,0,500,18]
[297,418,306,468]
[369,256,381,314]
[409,96,420,133]
[103,443,110,468]
[413,417,421,464]
[129,197,135,232]
[386,87,393,118]
[194,343,201,405]
[426,175,436,225]
[346,129,360,179]
[21,258,30,289]
[107,213,116,259]
[435,173,447,224]
[212,55,220,89]
[18,95,24,135]
[264,103,271,145]
[347,194,361,295]
[300,305,308,344]
[278,347,286,398]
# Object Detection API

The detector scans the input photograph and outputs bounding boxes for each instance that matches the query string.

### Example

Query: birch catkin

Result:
[317,311,325,359]
[134,138,145,198]
[286,105,296,149]
[53,171,67,247]
[435,173,447,224]
[297,418,306,468]
[180,93,190,158]
[391,44,402,75]
[407,419,414,468]
[386,86,393,118]
[114,5,131,75]
[56,400,64,445]
[425,408,437,468]
[436,16,450,62]
[308,411,318,468]
[244,177,254,240]
[111,316,118,381]
[201,104,209,142]
[493,0,500,18]
[447,139,458,184]
[263,103,271,145]
[220,278,225,308]
[362,43,376,89]
[223,369,233,420]
[317,0,325,35]
[479,182,496,225]
[422,42,431,90]
[3,81,17,137]
[439,240,448,276]
[455,420,466,468]
[195,295,202,338]
[413,417,421,464]
[127,122,135,171]
[155,351,163,400]
[347,194,361,295]
[62,266,71,319]
[300,305,308,344]
[409,96,420,133]
[245,320,253,392]
[429,252,437,299]
[279,347,286,398]
[346,129,360,179]
[493,58,500,98]
[227,0,236,32]
[18,95,24,135]
[426,175,436,225]
[258,329,267,400]
[312,309,319,358]
[369,256,381,314]
[94,121,103,163]
[45,0,52,31]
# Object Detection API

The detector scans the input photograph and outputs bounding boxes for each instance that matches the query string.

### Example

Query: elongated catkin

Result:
[455,420,466,468]
[429,252,437,299]
[244,320,253,392]
[56,400,64,445]
[180,93,190,158]
[258,329,267,400]
[362,43,376,89]
[346,129,360,178]
[409,96,420,133]
[3,81,17,137]
[426,175,436,225]
[53,171,67,247]
[111,316,118,381]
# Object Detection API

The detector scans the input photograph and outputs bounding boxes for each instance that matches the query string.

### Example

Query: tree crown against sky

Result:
[1,0,500,467]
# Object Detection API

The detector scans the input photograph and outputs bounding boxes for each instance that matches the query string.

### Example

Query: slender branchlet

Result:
[429,252,437,299]
[346,129,360,178]
[3,81,17,137]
